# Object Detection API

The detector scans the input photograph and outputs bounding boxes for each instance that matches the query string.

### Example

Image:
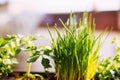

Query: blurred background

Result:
[0,0,120,72]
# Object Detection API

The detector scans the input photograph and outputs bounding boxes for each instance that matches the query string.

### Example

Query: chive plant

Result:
[47,13,104,80]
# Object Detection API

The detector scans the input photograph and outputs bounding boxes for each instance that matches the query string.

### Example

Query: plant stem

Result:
[27,63,31,77]
[27,52,32,77]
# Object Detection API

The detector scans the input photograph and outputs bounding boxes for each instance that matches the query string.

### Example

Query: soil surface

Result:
[0,72,56,80]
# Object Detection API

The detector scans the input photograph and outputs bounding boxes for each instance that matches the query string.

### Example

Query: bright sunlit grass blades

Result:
[48,13,103,80]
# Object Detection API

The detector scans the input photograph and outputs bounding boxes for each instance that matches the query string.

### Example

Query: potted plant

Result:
[36,13,105,80]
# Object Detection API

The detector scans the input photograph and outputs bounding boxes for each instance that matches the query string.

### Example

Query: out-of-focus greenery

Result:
[0,35,21,78]
[96,36,120,80]
[0,34,47,79]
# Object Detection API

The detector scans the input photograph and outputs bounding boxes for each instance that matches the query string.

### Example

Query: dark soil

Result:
[0,72,56,80]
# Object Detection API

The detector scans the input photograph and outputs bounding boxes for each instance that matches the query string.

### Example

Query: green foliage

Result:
[14,35,41,77]
[96,36,120,80]
[20,36,40,63]
[0,34,46,79]
[0,33,52,79]
[42,58,51,69]
[25,37,52,76]
[0,35,21,78]
[27,53,40,63]
[47,13,103,80]
[96,58,114,80]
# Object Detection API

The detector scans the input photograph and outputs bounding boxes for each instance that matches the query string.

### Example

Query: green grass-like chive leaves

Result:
[47,12,104,80]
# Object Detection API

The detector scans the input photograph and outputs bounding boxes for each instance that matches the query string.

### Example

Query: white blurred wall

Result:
[0,11,43,36]
[8,0,120,14]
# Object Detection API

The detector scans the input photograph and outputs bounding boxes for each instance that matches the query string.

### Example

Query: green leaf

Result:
[29,35,37,41]
[40,46,52,55]
[26,46,37,51]
[44,49,52,55]
[6,34,17,40]
[14,48,21,54]
[32,50,40,55]
[0,39,8,47]
[27,54,40,63]
[42,58,51,69]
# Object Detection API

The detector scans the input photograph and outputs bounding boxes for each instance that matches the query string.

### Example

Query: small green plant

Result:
[96,54,120,80]
[96,36,120,80]
[95,58,115,80]
[0,34,45,79]
[44,13,104,80]
[0,35,21,78]
[14,35,45,80]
